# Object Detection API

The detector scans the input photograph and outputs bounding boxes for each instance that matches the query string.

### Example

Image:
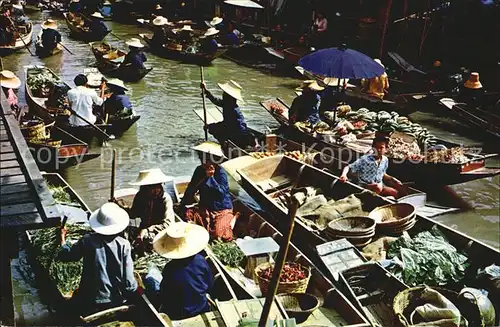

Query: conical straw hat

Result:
[130,168,172,186]
[125,37,144,48]
[217,80,244,101]
[0,70,21,89]
[153,222,209,259]
[89,203,129,235]
[204,27,219,37]
[91,12,104,19]
[152,16,170,26]
[41,19,58,30]
[296,80,324,92]
[106,78,128,91]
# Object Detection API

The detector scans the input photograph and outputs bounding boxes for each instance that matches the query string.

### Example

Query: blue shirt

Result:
[349,154,389,184]
[105,93,132,115]
[225,32,239,45]
[206,91,247,133]
[91,19,109,35]
[202,38,218,54]
[41,28,61,49]
[58,233,137,306]
[160,254,213,320]
[122,50,147,69]
[182,165,233,212]
[289,93,321,124]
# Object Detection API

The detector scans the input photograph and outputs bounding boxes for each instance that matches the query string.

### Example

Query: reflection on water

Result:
[5,12,498,249]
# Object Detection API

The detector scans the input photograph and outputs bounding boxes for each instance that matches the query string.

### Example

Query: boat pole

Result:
[110,149,117,201]
[200,66,208,141]
[258,195,299,326]
[6,16,35,56]
[67,108,115,141]
[58,42,74,55]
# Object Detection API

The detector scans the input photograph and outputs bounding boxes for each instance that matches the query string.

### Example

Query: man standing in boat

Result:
[339,136,404,198]
[67,74,104,126]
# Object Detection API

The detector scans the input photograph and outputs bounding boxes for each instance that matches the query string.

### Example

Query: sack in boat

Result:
[309,195,363,229]
[296,194,327,216]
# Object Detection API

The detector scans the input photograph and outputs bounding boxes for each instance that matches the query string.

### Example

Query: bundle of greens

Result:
[387,226,469,286]
[30,223,90,296]
[212,240,245,268]
[47,183,73,204]
[134,252,167,275]
[27,68,60,97]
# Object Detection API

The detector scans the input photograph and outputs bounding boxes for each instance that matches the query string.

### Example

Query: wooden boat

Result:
[236,155,499,276]
[260,98,500,185]
[338,262,409,327]
[89,42,152,82]
[35,30,63,58]
[0,22,33,54]
[440,97,500,141]
[63,12,110,42]
[139,33,228,65]
[24,65,140,142]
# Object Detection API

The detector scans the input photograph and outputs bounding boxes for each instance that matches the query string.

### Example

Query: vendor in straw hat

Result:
[200,27,219,54]
[151,16,171,45]
[57,203,140,315]
[121,38,147,70]
[114,168,175,255]
[1,70,21,109]
[88,12,109,36]
[151,222,213,319]
[38,19,61,53]
[201,80,256,149]
[460,72,484,105]
[180,143,234,242]
[361,58,389,99]
[289,80,324,125]
[104,78,134,117]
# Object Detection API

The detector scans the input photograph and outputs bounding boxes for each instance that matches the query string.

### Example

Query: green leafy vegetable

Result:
[211,240,245,268]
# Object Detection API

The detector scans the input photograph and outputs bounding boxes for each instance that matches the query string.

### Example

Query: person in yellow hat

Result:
[361,59,389,99]
[289,80,324,125]
[460,72,484,105]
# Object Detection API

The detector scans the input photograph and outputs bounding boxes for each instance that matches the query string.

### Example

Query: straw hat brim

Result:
[204,29,219,37]
[153,223,209,259]
[218,82,244,102]
[130,171,172,186]
[464,81,483,89]
[0,73,21,89]
[88,206,129,235]
[191,141,227,159]
[107,80,128,91]
[296,83,324,92]
[210,17,223,26]
[126,41,144,48]
[41,22,58,30]
[91,13,104,19]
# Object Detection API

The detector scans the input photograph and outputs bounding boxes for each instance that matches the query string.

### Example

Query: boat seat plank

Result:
[1,183,31,195]
[0,213,44,228]
[0,160,21,169]
[1,202,39,217]
[0,142,14,153]
[0,134,9,141]
[0,153,16,161]
[0,167,23,177]
[0,191,33,206]
[0,174,26,186]
[257,175,292,193]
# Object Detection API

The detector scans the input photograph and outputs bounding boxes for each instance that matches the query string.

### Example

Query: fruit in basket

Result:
[284,150,304,161]
[270,103,285,115]
[250,152,276,159]
[258,262,307,283]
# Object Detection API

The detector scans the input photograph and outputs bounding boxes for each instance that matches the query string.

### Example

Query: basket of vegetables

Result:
[20,118,46,140]
[255,262,311,296]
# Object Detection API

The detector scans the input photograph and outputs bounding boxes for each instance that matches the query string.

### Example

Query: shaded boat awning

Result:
[224,0,264,9]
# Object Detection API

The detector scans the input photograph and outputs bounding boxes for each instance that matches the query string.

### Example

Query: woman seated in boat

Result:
[289,80,324,125]
[38,19,61,53]
[361,59,389,99]
[151,222,213,320]
[339,136,404,198]
[201,80,257,149]
[117,168,175,255]
[57,203,140,316]
[180,147,234,242]
[151,16,170,45]
[10,4,27,25]
[120,38,147,70]
[200,27,219,54]
[104,79,134,117]
[88,12,109,34]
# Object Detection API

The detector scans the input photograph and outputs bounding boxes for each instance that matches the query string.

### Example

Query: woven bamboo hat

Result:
[204,27,219,37]
[153,222,209,259]
[296,80,324,92]
[130,168,172,186]
[107,78,128,91]
[191,141,227,160]
[178,25,193,32]
[155,4,162,10]
[12,4,23,10]
[464,72,482,89]
[125,37,144,48]
[0,70,21,89]
[41,19,58,30]
[89,203,129,235]
[152,16,171,26]
[217,80,244,101]
[209,16,223,26]
[91,12,104,19]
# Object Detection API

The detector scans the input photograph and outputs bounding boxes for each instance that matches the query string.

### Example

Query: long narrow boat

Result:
[0,22,33,55]
[260,98,499,185]
[35,30,63,58]
[139,33,228,65]
[24,65,140,142]
[89,41,152,82]
[63,12,110,42]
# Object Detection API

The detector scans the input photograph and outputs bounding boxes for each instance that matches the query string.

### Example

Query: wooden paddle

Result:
[67,107,115,141]
[6,16,35,56]
[58,42,74,55]
[258,194,299,326]
[200,66,208,141]
[110,149,117,201]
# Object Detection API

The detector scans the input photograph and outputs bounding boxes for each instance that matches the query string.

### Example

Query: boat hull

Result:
[63,13,110,42]
[28,142,100,171]
[0,23,33,54]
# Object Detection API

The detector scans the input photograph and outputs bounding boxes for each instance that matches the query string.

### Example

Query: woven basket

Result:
[29,138,62,147]
[20,120,46,139]
[369,203,416,226]
[327,216,376,235]
[276,293,320,323]
[255,262,311,296]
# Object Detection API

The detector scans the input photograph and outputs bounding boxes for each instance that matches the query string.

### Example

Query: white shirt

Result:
[67,86,103,126]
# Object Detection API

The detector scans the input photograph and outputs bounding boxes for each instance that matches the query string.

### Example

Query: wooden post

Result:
[258,195,299,326]
[379,0,393,59]
[200,66,208,141]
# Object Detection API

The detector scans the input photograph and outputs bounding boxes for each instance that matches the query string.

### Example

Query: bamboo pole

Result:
[258,195,299,326]
[200,66,208,141]
[110,149,117,201]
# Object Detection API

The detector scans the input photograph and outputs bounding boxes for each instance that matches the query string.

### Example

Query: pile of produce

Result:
[425,147,469,164]
[211,240,245,268]
[249,150,306,161]
[387,226,469,287]
[48,183,73,204]
[387,136,423,160]
[27,68,60,97]
[134,252,167,275]
[30,223,90,296]
[257,262,308,283]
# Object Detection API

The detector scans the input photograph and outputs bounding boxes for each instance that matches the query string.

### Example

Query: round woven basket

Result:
[255,262,311,296]
[276,293,320,323]
[380,218,417,235]
[327,216,376,235]
[29,138,62,147]
[369,203,416,226]
[20,120,46,139]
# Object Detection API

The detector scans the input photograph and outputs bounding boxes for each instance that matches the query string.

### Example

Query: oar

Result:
[58,42,74,55]
[110,31,122,41]
[6,16,35,56]
[258,194,299,326]
[110,149,117,201]
[67,107,115,141]
[200,66,208,141]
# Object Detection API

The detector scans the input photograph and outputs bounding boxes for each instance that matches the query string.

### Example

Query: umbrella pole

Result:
[379,0,393,58]
[333,78,341,123]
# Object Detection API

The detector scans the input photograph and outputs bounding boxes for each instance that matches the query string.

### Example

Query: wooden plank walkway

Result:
[0,95,61,230]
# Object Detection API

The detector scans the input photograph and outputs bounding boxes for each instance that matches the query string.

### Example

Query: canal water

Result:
[4,11,499,249]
